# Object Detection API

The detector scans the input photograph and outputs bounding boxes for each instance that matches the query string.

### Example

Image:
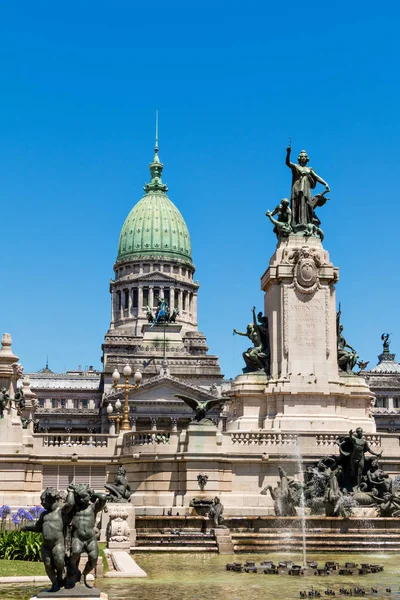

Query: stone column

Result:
[159,286,164,300]
[191,293,198,324]
[110,286,116,328]
[149,286,154,310]
[388,397,394,410]
[178,290,183,313]
[169,288,175,311]
[138,285,143,313]
[128,287,132,315]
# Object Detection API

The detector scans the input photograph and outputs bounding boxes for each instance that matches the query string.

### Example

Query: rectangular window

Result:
[38,398,45,408]
[60,399,66,409]
[394,398,400,409]
[52,399,58,409]
[173,266,179,274]
[174,289,179,307]
[164,288,170,305]
[81,399,88,409]
[117,291,122,311]
[132,288,138,308]
[375,397,388,408]
[143,287,149,306]
[143,264,150,273]
[183,291,187,311]
[182,268,186,277]
[153,288,160,305]
[163,264,170,273]
[154,264,160,271]
[124,289,129,310]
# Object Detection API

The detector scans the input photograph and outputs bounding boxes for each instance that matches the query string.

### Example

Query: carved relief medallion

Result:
[290,246,322,295]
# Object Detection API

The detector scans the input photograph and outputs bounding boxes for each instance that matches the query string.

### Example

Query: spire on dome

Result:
[144,111,168,193]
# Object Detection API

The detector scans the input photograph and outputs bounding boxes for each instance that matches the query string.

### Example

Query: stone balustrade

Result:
[230,432,298,445]
[316,433,382,447]
[38,433,109,448]
[123,430,171,448]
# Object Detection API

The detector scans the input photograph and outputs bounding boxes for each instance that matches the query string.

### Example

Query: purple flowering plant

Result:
[28,506,44,519]
[0,505,11,531]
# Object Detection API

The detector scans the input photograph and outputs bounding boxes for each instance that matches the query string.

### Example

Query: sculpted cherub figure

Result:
[65,484,107,588]
[23,487,74,592]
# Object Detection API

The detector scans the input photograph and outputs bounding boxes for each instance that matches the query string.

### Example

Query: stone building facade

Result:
[27,140,223,434]
[364,338,400,432]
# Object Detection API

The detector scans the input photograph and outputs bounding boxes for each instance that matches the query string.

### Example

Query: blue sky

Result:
[0,1,399,378]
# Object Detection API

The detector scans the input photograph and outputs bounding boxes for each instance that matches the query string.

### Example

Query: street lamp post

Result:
[106,398,122,435]
[111,365,142,432]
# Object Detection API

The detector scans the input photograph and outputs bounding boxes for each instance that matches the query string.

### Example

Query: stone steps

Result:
[232,531,400,543]
[132,546,218,552]
[134,532,219,552]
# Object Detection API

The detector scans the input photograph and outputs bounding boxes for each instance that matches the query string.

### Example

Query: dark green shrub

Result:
[0,530,42,561]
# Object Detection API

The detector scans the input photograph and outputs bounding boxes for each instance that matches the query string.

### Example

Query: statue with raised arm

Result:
[285,145,330,233]
[266,198,292,239]
[65,484,107,588]
[381,333,391,353]
[233,307,270,374]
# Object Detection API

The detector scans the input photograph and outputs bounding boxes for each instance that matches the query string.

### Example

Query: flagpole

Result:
[163,320,166,361]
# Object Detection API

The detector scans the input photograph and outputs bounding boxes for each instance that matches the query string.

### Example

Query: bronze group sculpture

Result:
[233,307,270,374]
[24,484,107,593]
[261,426,400,517]
[265,144,329,241]
[145,296,180,325]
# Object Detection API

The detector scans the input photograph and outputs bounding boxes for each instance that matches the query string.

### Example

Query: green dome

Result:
[117,147,192,264]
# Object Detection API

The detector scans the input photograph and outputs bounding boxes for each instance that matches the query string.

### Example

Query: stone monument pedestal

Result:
[30,583,107,600]
[228,235,375,433]
[100,502,136,547]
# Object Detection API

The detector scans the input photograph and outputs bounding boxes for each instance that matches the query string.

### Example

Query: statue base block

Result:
[32,583,107,600]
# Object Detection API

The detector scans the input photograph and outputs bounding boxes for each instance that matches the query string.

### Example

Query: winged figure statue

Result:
[175,394,225,423]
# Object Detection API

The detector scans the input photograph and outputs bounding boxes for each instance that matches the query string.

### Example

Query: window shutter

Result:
[90,466,106,490]
[59,465,74,488]
[75,466,90,485]
[43,466,58,488]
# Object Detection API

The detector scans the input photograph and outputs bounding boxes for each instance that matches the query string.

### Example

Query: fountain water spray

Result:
[293,440,307,568]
